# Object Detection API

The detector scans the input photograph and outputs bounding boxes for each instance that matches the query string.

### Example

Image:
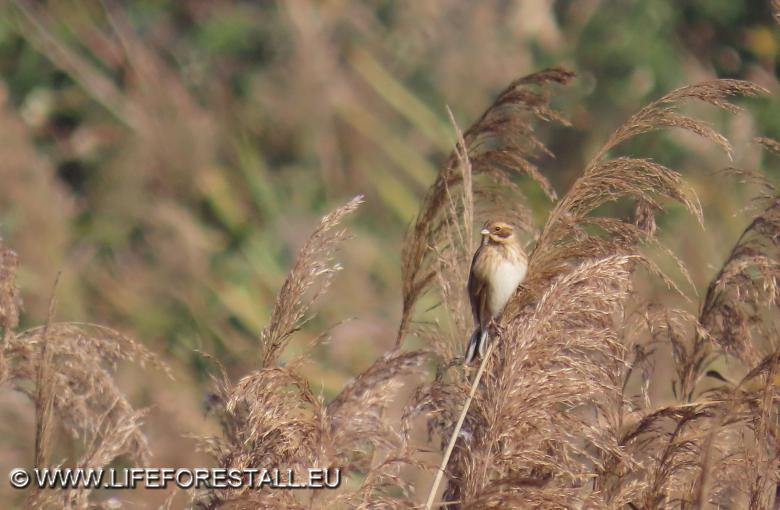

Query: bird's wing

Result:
[467,246,490,327]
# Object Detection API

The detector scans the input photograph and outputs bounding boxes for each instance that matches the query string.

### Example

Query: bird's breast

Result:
[487,258,527,317]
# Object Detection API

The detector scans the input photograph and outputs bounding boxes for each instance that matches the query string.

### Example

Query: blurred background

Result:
[0,0,779,507]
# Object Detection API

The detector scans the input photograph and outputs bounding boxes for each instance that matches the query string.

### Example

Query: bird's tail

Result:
[465,327,489,364]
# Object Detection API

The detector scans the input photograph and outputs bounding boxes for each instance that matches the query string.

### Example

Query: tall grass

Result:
[2,3,780,509]
[3,70,780,510]
[194,195,428,509]
[413,76,778,509]
[1,240,171,509]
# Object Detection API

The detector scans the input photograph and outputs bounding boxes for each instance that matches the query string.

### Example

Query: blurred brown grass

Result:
[2,1,780,509]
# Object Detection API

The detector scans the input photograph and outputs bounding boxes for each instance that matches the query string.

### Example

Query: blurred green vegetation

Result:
[0,0,778,389]
[1,2,780,508]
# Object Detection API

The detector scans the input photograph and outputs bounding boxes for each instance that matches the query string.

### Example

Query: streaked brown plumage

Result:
[465,221,528,363]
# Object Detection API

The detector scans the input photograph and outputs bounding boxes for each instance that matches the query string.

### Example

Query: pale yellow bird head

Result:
[480,220,515,244]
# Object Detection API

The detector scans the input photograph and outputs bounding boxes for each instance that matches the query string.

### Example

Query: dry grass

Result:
[0,240,170,509]
[2,22,780,510]
[172,67,779,509]
[194,196,429,509]
[409,75,780,509]
[397,68,574,349]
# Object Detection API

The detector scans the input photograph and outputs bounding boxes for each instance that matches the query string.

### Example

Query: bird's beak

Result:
[480,228,490,236]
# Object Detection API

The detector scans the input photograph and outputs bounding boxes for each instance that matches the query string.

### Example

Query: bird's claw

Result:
[488,319,504,336]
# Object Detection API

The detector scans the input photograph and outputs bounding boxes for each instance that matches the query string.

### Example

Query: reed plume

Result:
[413,74,774,509]
[196,196,429,509]
[0,241,170,510]
[397,68,575,350]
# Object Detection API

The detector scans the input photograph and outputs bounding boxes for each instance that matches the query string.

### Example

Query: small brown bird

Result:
[465,220,528,363]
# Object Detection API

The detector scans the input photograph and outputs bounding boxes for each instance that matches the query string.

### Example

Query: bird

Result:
[465,220,528,364]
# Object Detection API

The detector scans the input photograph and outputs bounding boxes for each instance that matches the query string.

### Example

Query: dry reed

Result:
[0,240,170,510]
[410,72,779,510]
[2,41,780,510]
[195,196,429,509]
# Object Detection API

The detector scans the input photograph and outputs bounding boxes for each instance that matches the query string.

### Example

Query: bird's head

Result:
[481,221,515,245]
